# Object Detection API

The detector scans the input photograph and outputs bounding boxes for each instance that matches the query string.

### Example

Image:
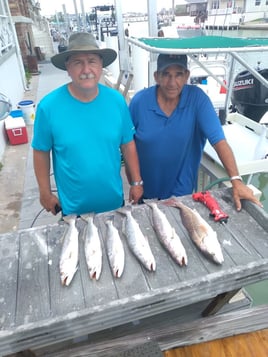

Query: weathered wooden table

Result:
[0,188,268,356]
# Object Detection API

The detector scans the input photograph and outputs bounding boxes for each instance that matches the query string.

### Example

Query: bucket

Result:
[17,100,35,125]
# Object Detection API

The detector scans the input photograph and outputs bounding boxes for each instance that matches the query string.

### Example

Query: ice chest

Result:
[5,116,28,145]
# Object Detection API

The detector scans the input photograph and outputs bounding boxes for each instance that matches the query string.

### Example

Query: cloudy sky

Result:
[38,0,185,16]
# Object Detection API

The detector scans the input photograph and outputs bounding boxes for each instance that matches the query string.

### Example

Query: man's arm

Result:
[120,140,143,204]
[33,149,60,215]
[213,139,262,211]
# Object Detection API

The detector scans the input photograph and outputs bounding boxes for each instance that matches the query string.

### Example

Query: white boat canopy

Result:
[128,35,268,55]
[127,35,268,104]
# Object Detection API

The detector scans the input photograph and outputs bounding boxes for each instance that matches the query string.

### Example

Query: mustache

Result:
[79,73,95,80]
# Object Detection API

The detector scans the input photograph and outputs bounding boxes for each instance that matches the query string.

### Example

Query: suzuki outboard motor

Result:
[231,68,268,122]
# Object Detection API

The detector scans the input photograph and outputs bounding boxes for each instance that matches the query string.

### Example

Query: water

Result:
[126,18,268,305]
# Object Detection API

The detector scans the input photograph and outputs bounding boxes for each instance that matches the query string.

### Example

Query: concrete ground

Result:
[0,61,69,234]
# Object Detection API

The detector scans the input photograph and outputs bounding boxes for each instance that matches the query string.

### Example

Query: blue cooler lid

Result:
[10,110,23,118]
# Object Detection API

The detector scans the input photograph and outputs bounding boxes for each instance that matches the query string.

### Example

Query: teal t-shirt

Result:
[32,83,134,215]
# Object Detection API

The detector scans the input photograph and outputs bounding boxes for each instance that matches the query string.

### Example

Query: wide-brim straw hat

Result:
[51,32,117,70]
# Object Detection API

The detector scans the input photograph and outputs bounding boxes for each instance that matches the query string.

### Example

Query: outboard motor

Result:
[231,68,268,122]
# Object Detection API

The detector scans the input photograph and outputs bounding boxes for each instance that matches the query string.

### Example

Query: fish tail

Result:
[105,215,115,224]
[143,198,159,208]
[116,205,132,216]
[63,214,77,224]
[163,196,182,208]
[80,212,95,222]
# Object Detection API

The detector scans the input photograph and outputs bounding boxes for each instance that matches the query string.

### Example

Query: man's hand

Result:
[40,192,61,215]
[129,185,144,204]
[232,180,263,211]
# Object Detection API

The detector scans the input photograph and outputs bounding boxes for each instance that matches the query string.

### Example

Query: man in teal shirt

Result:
[32,32,143,215]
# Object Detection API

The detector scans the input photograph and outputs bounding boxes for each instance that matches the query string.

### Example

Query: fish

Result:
[144,200,187,266]
[81,213,102,280]
[164,198,224,265]
[105,216,125,278]
[117,206,156,271]
[59,214,79,286]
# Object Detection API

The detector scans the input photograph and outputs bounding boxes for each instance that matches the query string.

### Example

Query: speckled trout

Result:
[145,201,187,266]
[117,206,156,271]
[59,215,79,286]
[165,198,224,265]
[81,213,102,280]
[105,216,125,278]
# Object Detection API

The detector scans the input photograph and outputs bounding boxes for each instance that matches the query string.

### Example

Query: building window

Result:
[212,1,220,10]
[255,0,261,5]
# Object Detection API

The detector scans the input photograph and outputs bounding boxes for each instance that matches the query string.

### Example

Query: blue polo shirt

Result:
[129,84,225,199]
[32,83,134,215]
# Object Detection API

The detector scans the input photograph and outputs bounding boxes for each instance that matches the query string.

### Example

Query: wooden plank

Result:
[201,289,240,316]
[243,199,268,232]
[159,304,268,351]
[31,305,268,357]
[16,228,51,325]
[0,232,19,329]
[1,257,267,355]
[0,187,268,355]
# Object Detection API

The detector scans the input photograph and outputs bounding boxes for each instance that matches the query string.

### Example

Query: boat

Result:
[231,67,268,123]
[177,23,206,38]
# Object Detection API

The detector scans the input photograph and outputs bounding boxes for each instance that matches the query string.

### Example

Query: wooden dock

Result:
[164,328,268,357]
[0,188,268,356]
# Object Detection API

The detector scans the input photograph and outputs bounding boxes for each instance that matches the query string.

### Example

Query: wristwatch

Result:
[130,180,144,186]
[230,176,242,182]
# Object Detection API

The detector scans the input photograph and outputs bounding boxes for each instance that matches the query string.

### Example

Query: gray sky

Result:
[38,0,185,16]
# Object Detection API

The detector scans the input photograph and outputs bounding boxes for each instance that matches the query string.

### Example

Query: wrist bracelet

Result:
[131,180,144,186]
[230,175,242,182]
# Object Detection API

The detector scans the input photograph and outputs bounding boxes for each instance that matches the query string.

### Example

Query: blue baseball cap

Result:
[157,54,188,72]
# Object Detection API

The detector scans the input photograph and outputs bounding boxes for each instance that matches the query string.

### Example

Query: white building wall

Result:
[243,1,268,23]
[206,0,268,26]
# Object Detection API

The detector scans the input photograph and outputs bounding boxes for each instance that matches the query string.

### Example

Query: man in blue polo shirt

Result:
[128,53,261,211]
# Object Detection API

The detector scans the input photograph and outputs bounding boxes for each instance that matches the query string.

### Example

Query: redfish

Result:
[165,198,224,264]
